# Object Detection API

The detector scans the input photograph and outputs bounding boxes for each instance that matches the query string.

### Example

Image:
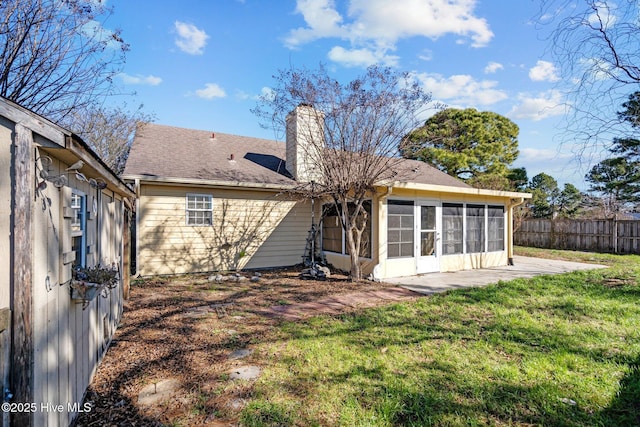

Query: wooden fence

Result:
[514,219,640,254]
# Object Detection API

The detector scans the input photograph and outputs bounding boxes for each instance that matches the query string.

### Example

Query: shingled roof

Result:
[123,122,470,189]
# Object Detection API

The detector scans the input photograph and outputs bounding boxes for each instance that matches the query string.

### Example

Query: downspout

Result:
[379,185,393,201]
[507,197,526,265]
[133,179,141,277]
[96,187,102,265]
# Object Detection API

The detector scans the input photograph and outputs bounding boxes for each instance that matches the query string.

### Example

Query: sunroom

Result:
[321,183,530,280]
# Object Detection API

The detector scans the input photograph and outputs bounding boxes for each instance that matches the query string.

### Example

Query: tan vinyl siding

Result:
[137,184,311,275]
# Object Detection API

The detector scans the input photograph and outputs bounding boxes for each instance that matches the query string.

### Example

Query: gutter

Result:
[122,174,295,192]
[389,181,530,199]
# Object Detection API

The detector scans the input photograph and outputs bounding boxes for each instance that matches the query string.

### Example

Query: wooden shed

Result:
[0,97,135,426]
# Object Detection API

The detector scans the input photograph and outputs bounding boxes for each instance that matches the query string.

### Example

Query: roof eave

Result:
[122,174,295,192]
[0,96,134,198]
[125,175,532,199]
[384,181,532,199]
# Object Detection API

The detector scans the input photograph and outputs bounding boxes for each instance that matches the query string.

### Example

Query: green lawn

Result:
[242,249,640,426]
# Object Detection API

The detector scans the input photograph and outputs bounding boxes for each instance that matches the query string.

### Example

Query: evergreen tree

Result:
[528,173,560,218]
[401,108,519,189]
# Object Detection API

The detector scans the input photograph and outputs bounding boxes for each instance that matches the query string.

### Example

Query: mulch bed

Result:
[74,268,417,426]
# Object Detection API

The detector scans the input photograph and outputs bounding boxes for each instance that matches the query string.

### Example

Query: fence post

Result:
[613,217,618,253]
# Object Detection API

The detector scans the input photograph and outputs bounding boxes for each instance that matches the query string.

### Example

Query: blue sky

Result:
[106,0,595,189]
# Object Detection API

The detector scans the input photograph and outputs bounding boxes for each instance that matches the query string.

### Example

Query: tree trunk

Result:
[344,224,362,281]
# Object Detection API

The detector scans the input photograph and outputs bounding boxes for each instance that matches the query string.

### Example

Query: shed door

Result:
[416,204,440,274]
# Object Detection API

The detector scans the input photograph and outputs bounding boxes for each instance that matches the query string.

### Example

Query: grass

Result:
[242,248,640,426]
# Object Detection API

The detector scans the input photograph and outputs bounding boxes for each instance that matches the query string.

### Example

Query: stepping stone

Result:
[228,348,253,360]
[137,378,180,406]
[229,365,261,381]
[228,398,246,410]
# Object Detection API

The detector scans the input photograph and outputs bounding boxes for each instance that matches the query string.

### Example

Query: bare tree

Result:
[0,0,128,122]
[67,104,154,175]
[254,65,433,280]
[537,0,640,154]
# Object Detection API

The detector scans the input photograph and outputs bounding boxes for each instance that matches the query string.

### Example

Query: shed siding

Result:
[0,99,132,427]
[0,117,12,426]
[30,147,127,426]
[0,118,11,310]
[137,185,311,275]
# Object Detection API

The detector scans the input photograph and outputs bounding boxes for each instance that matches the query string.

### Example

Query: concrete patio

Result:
[386,256,608,295]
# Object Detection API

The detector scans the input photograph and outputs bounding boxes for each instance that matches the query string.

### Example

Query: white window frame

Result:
[186,193,213,226]
[465,204,486,254]
[442,202,464,255]
[71,190,87,267]
[441,202,506,256]
[487,205,505,252]
[387,199,415,259]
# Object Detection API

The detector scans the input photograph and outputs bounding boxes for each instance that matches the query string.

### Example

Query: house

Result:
[124,105,531,279]
[0,97,135,426]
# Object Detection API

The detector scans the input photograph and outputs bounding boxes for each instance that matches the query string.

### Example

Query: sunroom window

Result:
[321,201,371,258]
[442,203,463,255]
[465,204,485,253]
[488,205,505,251]
[387,200,414,258]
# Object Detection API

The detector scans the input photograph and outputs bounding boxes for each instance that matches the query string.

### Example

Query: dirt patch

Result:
[75,268,412,426]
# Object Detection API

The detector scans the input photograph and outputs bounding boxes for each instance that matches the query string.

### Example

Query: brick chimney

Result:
[285,104,324,182]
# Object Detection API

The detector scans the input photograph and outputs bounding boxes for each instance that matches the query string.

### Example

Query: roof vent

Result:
[209,133,216,141]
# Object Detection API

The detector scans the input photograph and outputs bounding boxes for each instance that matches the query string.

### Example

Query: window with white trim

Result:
[487,205,505,251]
[186,194,213,226]
[387,200,414,258]
[465,204,485,253]
[442,203,463,255]
[71,191,86,268]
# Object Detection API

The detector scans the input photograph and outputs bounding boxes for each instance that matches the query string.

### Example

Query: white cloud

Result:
[195,83,226,99]
[519,147,572,162]
[413,72,508,106]
[529,60,560,82]
[235,86,275,101]
[82,20,122,50]
[418,49,433,61]
[579,57,615,81]
[235,90,251,100]
[588,2,617,29]
[259,86,276,101]
[484,61,503,74]
[285,0,493,66]
[347,0,493,47]
[119,73,162,86]
[285,0,346,48]
[174,21,209,55]
[328,46,399,67]
[508,90,567,121]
